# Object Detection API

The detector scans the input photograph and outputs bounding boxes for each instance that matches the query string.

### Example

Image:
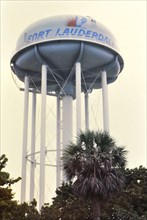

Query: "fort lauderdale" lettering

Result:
[26,27,114,47]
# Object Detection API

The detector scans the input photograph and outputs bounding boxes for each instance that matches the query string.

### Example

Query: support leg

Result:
[30,90,36,202]
[75,62,81,133]
[56,96,61,188]
[101,70,109,132]
[21,75,29,203]
[62,96,73,149]
[85,92,89,131]
[39,64,47,210]
[62,95,73,181]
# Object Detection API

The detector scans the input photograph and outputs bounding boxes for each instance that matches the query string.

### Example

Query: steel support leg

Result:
[21,75,29,203]
[101,70,109,132]
[39,64,47,210]
[85,92,89,131]
[62,95,73,181]
[56,96,61,188]
[30,90,36,202]
[75,62,81,133]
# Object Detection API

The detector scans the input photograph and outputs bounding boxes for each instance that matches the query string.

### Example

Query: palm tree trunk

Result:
[91,199,101,220]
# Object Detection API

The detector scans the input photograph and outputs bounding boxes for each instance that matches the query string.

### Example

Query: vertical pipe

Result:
[56,96,61,188]
[21,75,29,203]
[30,90,36,202]
[101,70,109,132]
[62,96,73,181]
[75,62,81,133]
[85,92,89,131]
[39,64,47,210]
[62,96,73,150]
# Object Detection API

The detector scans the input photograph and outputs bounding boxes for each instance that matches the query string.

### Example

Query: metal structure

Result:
[10,15,124,210]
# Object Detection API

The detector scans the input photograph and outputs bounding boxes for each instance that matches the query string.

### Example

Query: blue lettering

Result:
[104,37,109,43]
[38,31,44,39]
[27,29,52,42]
[92,32,98,39]
[32,33,38,41]
[85,30,92,38]
[70,28,78,36]
[27,35,32,42]
[45,29,51,37]
[62,28,70,36]
[26,27,112,47]
[98,34,104,41]
[56,28,61,36]
[78,29,85,36]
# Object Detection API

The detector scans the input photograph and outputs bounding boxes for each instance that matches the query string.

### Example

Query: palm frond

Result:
[62,130,127,201]
[112,146,128,169]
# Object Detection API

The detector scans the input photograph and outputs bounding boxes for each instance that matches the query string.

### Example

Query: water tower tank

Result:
[10,15,124,96]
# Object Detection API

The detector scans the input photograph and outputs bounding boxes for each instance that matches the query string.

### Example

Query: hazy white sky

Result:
[1,0,146,203]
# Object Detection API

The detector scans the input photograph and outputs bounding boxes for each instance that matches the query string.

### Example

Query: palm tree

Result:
[62,130,127,220]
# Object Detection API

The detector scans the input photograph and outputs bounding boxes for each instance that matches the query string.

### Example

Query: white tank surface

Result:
[10,15,124,95]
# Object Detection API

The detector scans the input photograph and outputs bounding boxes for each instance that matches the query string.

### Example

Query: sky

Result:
[1,0,146,204]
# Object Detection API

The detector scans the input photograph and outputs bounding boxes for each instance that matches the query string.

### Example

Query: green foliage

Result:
[40,182,92,220]
[10,199,40,220]
[102,205,144,220]
[0,154,21,220]
[62,130,127,219]
[0,154,21,187]
[0,154,41,220]
[124,166,147,216]
[62,130,127,201]
[1,154,147,220]
[99,166,147,219]
[40,167,147,220]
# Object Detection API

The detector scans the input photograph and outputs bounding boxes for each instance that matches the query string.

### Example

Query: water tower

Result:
[10,15,124,209]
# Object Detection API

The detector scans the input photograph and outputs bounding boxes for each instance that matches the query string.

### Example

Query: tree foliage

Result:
[40,182,92,220]
[0,154,21,186]
[0,154,40,220]
[40,166,147,220]
[104,166,147,219]
[1,154,147,219]
[10,199,40,220]
[39,166,147,220]
[0,154,21,220]
[62,130,127,219]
